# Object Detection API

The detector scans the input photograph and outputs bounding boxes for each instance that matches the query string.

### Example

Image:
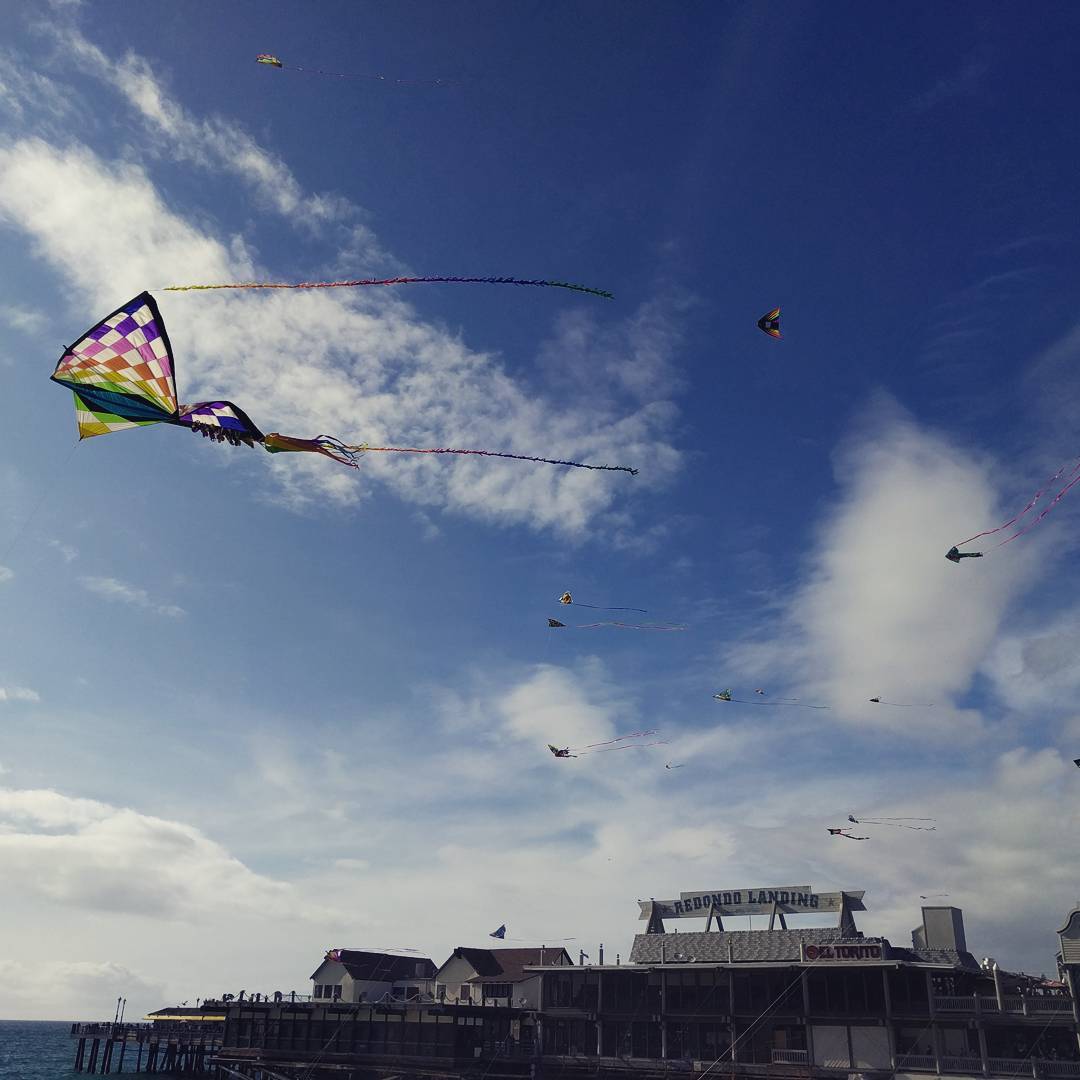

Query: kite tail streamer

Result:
[580,731,658,749]
[262,435,637,475]
[995,467,1080,548]
[957,460,1080,547]
[726,697,830,709]
[359,445,636,475]
[570,603,649,612]
[162,275,614,300]
[576,621,686,631]
[578,740,669,755]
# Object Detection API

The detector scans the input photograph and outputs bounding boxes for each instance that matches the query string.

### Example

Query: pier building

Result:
[72,884,1080,1078]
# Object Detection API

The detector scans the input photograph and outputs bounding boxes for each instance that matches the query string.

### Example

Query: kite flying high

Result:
[558,591,647,613]
[547,732,666,758]
[757,307,781,338]
[51,293,637,475]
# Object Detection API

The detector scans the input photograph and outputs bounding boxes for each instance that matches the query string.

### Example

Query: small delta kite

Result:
[757,307,781,338]
[828,828,868,841]
[869,697,934,707]
[51,293,636,475]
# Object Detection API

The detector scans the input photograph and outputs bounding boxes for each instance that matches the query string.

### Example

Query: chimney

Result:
[599,944,604,965]
[660,943,666,964]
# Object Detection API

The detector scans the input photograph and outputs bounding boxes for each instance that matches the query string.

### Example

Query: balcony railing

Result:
[934,995,1074,1017]
[770,1049,809,1065]
[896,1054,937,1070]
[942,1055,984,1073]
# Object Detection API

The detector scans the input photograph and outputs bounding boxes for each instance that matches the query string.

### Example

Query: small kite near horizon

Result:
[920,893,950,899]
[52,293,637,475]
[256,53,452,87]
[664,761,685,770]
[948,459,1080,560]
[757,307,781,338]
[828,828,868,841]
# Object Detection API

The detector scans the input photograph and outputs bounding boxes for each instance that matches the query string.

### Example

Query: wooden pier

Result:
[71,1021,223,1074]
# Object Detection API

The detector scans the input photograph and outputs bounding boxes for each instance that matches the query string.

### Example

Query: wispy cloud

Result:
[0,304,47,334]
[912,54,989,112]
[80,575,185,618]
[727,399,1041,734]
[47,538,78,563]
[0,686,39,703]
[0,566,13,584]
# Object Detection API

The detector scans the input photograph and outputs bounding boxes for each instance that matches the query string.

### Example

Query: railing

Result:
[896,1054,937,1070]
[1041,1063,1080,1077]
[935,995,1075,1018]
[770,1049,809,1065]
[71,1021,224,1040]
[942,1055,984,1073]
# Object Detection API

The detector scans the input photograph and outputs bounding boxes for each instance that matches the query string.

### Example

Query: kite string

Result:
[569,602,649,613]
[958,460,1080,547]
[160,275,614,300]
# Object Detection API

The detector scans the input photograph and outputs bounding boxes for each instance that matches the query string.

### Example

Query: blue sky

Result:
[1,1,1080,1020]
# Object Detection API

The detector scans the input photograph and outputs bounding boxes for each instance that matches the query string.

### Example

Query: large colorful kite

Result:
[51,293,637,475]
[713,688,828,708]
[558,591,647,613]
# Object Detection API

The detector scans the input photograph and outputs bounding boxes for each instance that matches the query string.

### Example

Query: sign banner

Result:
[639,887,866,919]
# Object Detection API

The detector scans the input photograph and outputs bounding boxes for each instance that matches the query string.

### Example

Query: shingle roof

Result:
[890,946,981,970]
[315,950,436,982]
[630,929,863,964]
[446,947,572,983]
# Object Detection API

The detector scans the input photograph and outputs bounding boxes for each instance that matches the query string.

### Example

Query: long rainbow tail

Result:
[162,275,613,300]
[262,434,638,475]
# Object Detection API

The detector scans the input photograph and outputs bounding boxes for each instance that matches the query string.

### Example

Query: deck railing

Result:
[896,1054,937,1070]
[770,1049,809,1065]
[934,995,1074,1017]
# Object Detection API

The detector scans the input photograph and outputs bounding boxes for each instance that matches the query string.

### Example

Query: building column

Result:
[660,972,667,1060]
[931,1023,943,1076]
[977,1022,989,1077]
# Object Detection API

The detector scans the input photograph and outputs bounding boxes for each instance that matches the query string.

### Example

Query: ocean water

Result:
[0,1021,80,1080]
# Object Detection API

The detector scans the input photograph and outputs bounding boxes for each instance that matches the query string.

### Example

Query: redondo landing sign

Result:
[639,887,866,920]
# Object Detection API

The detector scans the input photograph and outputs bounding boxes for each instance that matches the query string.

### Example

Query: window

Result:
[437,984,446,1001]
[483,983,512,1001]
[314,985,324,999]
[332,985,342,1000]
[460,984,472,1002]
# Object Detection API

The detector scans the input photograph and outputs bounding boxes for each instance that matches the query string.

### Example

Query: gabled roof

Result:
[310,950,436,982]
[439,947,572,984]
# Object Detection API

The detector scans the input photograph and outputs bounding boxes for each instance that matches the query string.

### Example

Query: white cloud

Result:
[0,565,13,583]
[0,959,163,1022]
[47,538,78,563]
[729,403,1041,732]
[0,138,681,536]
[0,685,39,703]
[79,576,185,618]
[0,304,47,334]
[0,787,298,920]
